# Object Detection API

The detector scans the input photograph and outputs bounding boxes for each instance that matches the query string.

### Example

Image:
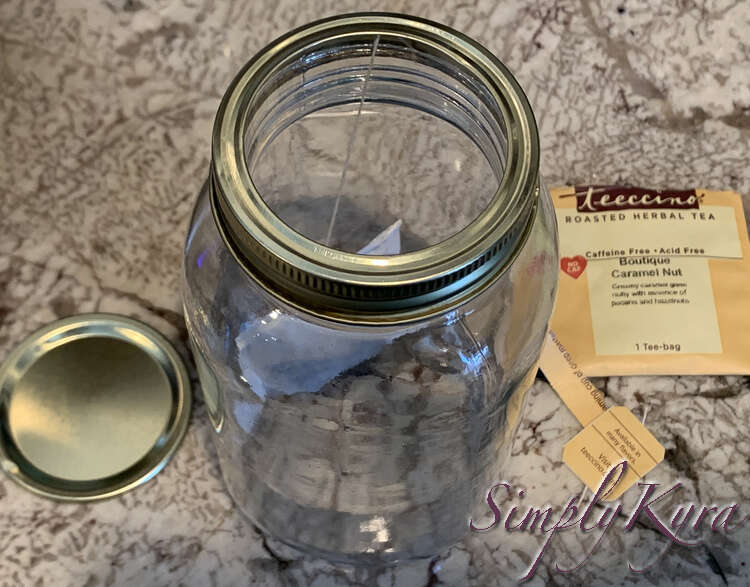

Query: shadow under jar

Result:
[183,13,558,565]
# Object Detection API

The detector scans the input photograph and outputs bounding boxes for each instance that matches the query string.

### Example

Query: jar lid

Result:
[0,314,191,501]
[211,13,540,324]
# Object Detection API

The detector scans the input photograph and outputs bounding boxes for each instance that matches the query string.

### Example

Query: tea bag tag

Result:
[563,406,665,501]
[540,330,665,500]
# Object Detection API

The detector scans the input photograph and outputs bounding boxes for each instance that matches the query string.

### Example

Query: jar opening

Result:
[243,32,507,254]
[211,14,540,323]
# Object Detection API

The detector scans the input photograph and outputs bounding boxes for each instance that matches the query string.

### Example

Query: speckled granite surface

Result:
[1,1,750,585]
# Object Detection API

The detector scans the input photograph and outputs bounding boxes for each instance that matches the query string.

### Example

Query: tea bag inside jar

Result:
[234,220,404,414]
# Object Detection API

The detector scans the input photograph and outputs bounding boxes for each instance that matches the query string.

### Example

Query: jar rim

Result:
[211,12,540,324]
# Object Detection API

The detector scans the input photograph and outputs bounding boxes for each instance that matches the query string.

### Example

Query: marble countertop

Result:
[2,0,749,585]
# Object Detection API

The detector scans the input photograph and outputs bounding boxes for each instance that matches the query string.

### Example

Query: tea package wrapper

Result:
[549,186,750,375]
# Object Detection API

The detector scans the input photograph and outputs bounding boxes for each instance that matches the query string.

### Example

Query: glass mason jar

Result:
[183,13,557,564]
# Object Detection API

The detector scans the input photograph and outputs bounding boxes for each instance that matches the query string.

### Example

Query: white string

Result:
[324,34,380,247]
[577,485,588,508]
[639,406,650,485]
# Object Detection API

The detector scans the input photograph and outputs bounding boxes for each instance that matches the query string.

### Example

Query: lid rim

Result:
[211,13,540,322]
[213,187,539,325]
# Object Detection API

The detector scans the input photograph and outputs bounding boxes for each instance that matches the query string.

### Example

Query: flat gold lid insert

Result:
[0,314,191,501]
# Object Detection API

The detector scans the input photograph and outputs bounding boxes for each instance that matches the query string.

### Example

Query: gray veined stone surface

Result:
[1,0,750,585]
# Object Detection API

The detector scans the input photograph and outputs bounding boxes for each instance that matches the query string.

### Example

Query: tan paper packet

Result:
[549,186,750,375]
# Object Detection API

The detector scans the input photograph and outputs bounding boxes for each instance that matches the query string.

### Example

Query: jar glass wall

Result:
[183,13,557,564]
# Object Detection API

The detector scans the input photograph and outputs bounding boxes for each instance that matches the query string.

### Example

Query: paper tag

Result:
[563,406,665,501]
[539,330,608,427]
[539,330,665,500]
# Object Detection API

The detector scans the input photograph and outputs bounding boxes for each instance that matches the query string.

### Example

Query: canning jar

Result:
[183,13,557,564]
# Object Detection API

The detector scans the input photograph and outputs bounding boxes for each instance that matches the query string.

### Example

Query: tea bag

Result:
[234,220,404,406]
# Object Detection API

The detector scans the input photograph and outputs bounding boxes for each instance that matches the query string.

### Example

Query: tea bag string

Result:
[324,34,381,247]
